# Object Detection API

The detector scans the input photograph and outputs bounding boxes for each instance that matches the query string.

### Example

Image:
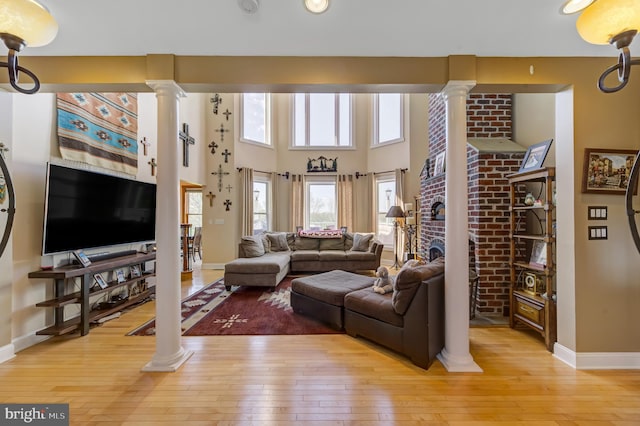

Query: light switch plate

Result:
[588,206,608,220]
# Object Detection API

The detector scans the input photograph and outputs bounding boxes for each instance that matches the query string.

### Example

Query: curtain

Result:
[337,174,354,232]
[395,168,406,261]
[368,174,376,234]
[270,172,280,231]
[241,168,254,236]
[291,174,305,231]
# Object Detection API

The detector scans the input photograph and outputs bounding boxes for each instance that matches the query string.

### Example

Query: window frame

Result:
[290,93,354,149]
[372,93,406,147]
[252,173,272,234]
[374,173,397,251]
[239,93,272,147]
[305,176,338,230]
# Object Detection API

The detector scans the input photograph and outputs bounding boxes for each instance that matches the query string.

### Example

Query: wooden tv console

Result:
[28,252,156,336]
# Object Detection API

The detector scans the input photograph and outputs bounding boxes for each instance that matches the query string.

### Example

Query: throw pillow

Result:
[343,232,354,250]
[261,232,271,253]
[240,235,265,258]
[350,233,373,252]
[267,232,290,252]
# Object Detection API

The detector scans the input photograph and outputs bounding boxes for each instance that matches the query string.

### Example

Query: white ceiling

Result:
[24,0,621,58]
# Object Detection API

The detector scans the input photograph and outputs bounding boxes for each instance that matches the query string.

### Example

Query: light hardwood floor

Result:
[1,265,639,425]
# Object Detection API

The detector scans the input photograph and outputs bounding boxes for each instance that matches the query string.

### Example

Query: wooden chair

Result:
[189,227,202,261]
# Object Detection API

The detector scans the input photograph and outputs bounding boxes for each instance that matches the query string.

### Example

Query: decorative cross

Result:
[210,94,222,115]
[0,143,8,159]
[148,158,158,176]
[225,184,233,193]
[206,191,216,207]
[214,123,230,142]
[224,199,232,211]
[223,109,232,121]
[208,141,219,154]
[211,164,230,192]
[179,123,196,167]
[222,149,231,163]
[139,137,151,156]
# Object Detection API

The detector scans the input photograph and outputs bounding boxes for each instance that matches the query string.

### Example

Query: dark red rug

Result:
[127,277,342,336]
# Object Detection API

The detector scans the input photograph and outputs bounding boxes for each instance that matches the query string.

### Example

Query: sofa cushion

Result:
[392,257,445,315]
[224,252,290,274]
[345,251,377,261]
[318,250,348,261]
[286,232,297,250]
[344,288,403,327]
[295,237,319,251]
[260,232,271,253]
[343,233,354,250]
[319,237,345,251]
[240,235,265,258]
[267,232,290,252]
[291,270,375,306]
[351,233,373,251]
[290,250,320,261]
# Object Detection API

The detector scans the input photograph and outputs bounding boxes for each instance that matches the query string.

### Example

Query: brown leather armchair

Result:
[343,257,445,369]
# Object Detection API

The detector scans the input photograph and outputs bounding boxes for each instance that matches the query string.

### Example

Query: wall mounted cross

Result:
[214,123,230,142]
[208,141,218,154]
[211,164,230,192]
[225,184,233,193]
[206,191,216,207]
[148,158,158,176]
[223,109,232,121]
[139,137,151,156]
[224,199,232,211]
[179,123,196,167]
[222,149,231,163]
[210,94,222,115]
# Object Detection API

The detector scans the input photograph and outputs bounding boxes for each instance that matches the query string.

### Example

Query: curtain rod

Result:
[236,167,290,179]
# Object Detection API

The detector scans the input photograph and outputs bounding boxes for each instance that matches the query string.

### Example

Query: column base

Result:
[437,348,483,372]
[141,347,194,372]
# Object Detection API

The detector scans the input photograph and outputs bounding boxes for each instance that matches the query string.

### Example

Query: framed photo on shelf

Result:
[72,249,92,267]
[519,139,553,172]
[130,265,141,278]
[581,148,638,195]
[434,152,445,176]
[93,274,108,290]
[529,240,547,268]
[116,269,126,283]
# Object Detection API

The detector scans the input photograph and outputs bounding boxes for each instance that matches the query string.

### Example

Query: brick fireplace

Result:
[420,94,526,316]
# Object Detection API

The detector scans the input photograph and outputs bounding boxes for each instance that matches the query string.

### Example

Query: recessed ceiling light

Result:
[304,0,329,14]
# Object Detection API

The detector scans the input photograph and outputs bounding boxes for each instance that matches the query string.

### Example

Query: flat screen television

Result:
[42,163,157,255]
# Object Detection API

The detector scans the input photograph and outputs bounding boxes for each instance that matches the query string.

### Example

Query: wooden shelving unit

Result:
[29,252,156,336]
[508,167,557,352]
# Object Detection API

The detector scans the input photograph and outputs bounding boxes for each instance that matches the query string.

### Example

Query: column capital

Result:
[146,80,186,98]
[441,80,476,100]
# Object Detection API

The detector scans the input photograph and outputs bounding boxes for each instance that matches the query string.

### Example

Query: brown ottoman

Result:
[291,269,375,330]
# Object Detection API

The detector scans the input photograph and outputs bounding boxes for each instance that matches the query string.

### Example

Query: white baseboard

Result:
[0,343,16,364]
[12,332,50,353]
[201,263,225,270]
[554,343,640,369]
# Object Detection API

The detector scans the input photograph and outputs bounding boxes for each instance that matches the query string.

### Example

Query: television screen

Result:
[42,163,157,255]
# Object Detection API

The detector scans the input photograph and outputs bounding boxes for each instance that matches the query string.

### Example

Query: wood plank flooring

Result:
[1,265,639,425]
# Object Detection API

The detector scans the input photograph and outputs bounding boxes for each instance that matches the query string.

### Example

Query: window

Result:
[253,177,271,234]
[240,93,270,145]
[185,190,203,229]
[306,178,337,230]
[373,93,404,145]
[375,175,396,248]
[293,93,352,147]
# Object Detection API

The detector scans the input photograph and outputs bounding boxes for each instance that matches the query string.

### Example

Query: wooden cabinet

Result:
[508,167,557,351]
[29,252,156,336]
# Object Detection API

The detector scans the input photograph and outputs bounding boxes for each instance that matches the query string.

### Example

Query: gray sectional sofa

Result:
[223,230,384,290]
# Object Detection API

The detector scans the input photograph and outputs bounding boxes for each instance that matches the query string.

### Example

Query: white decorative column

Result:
[437,81,482,372]
[142,80,193,372]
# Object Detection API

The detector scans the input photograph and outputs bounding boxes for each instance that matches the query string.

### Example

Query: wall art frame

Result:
[519,138,553,172]
[582,148,638,195]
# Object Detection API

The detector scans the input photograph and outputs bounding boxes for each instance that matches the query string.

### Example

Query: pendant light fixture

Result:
[304,0,330,14]
[0,0,58,94]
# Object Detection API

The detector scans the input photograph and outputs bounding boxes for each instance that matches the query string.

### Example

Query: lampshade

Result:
[385,205,405,218]
[0,0,57,49]
[304,0,329,14]
[576,0,640,45]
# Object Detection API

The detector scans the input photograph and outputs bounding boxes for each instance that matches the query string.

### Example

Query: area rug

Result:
[127,277,342,336]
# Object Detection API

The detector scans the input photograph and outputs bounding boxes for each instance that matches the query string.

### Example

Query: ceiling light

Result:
[305,0,329,14]
[238,0,259,14]
[571,0,640,93]
[0,0,58,94]
[562,0,596,14]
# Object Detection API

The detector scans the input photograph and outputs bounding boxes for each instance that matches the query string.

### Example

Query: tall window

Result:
[240,93,270,145]
[306,178,337,229]
[375,175,396,248]
[253,177,271,234]
[373,93,404,145]
[293,93,352,147]
[185,190,203,230]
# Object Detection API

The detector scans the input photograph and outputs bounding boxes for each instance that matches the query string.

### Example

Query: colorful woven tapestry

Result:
[57,93,138,174]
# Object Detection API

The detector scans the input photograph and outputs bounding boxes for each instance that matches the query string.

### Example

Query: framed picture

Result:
[529,240,547,268]
[434,152,445,176]
[93,274,108,290]
[582,148,638,195]
[72,249,92,267]
[116,269,126,283]
[130,265,141,278]
[519,139,553,172]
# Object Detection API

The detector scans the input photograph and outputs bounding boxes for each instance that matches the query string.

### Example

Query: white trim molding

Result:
[554,343,640,369]
[0,343,16,364]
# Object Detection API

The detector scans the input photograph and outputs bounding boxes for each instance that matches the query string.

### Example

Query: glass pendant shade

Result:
[577,0,640,45]
[562,0,596,14]
[304,0,329,14]
[0,0,58,48]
